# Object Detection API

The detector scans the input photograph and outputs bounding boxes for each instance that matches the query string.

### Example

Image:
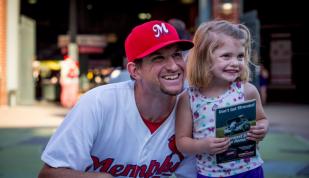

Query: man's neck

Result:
[134,84,176,123]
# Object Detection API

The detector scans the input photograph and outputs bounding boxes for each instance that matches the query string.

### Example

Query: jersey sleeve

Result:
[41,89,103,171]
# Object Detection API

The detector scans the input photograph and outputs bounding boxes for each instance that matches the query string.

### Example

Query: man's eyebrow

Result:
[150,51,160,56]
[148,51,162,58]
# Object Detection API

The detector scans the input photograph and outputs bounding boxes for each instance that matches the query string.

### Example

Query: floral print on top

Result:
[188,82,263,177]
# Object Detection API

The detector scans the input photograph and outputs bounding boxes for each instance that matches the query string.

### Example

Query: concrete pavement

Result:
[264,103,309,140]
[0,101,308,178]
[1,102,308,139]
[0,102,69,178]
[0,102,68,128]
[262,103,309,178]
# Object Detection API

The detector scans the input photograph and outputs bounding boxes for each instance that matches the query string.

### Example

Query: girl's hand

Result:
[247,123,268,142]
[202,137,230,155]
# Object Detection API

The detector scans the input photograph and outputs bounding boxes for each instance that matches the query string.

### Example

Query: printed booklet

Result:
[215,99,256,164]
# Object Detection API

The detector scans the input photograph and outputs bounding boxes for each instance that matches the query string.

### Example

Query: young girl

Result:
[176,20,269,178]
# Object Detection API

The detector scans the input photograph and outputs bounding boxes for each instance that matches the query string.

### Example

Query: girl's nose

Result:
[230,58,240,66]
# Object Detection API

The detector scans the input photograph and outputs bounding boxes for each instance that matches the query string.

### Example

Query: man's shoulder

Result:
[75,81,135,111]
[89,80,134,94]
[79,81,134,102]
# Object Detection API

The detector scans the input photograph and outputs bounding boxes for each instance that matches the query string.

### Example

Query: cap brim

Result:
[134,40,193,60]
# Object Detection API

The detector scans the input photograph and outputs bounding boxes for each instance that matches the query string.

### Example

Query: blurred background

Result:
[0,0,308,178]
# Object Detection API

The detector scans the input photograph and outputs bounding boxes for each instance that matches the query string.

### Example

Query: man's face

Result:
[137,45,186,96]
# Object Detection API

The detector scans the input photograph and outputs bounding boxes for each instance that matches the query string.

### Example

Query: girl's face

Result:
[210,35,245,84]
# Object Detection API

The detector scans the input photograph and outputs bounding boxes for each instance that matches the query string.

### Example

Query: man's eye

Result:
[172,52,182,59]
[152,56,164,62]
[174,52,182,57]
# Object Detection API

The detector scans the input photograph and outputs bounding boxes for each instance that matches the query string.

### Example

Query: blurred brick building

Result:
[0,0,7,105]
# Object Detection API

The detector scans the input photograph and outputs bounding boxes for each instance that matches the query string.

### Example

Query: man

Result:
[168,18,191,40]
[59,56,79,108]
[38,20,195,178]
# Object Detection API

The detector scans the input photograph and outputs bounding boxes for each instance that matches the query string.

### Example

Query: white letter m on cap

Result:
[153,23,169,38]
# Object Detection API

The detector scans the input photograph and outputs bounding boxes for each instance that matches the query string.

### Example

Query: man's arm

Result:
[38,164,113,178]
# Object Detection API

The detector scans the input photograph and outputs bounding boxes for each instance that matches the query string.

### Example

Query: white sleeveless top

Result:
[188,82,263,177]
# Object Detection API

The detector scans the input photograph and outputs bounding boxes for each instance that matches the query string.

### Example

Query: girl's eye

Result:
[221,54,231,60]
[237,54,244,61]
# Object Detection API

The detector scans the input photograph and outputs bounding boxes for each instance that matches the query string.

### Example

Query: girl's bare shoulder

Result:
[243,82,260,100]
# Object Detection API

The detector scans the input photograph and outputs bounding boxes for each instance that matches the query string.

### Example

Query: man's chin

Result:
[161,86,184,96]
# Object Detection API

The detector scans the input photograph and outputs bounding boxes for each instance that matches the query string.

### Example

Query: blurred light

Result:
[87,4,93,10]
[32,60,40,68]
[28,0,37,4]
[94,76,102,84]
[104,77,110,83]
[51,76,58,84]
[33,70,39,78]
[181,0,194,4]
[138,13,152,20]
[110,69,121,79]
[222,2,233,15]
[40,60,61,70]
[138,13,146,20]
[101,68,112,76]
[87,71,93,80]
[107,33,118,43]
[146,13,152,19]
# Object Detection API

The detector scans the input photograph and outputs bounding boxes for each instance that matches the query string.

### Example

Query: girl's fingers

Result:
[214,138,230,148]
[247,133,265,141]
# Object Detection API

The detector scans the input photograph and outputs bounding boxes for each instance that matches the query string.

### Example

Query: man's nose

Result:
[165,57,180,70]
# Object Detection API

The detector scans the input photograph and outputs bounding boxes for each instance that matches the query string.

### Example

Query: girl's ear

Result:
[127,62,141,80]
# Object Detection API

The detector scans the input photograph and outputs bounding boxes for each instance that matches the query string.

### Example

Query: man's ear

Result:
[127,62,141,80]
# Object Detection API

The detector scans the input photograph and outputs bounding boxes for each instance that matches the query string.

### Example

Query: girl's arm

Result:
[244,82,269,142]
[175,92,229,155]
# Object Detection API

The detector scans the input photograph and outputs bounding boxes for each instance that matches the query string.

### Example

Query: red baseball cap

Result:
[125,20,194,62]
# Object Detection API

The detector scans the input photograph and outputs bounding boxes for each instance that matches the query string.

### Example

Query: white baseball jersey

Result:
[41,80,196,177]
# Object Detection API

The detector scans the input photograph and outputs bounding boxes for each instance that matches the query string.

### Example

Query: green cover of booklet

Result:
[215,99,256,164]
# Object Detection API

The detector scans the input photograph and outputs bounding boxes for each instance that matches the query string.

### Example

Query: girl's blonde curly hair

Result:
[187,20,252,88]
